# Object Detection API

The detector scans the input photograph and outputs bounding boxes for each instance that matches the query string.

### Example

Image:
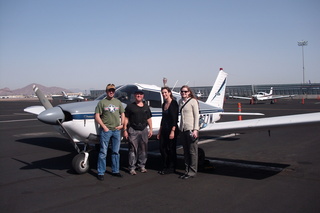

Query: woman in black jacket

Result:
[157,87,179,175]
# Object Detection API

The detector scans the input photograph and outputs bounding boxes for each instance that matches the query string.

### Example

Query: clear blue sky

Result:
[1,0,319,91]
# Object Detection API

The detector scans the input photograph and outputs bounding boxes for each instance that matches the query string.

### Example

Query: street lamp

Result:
[163,77,167,86]
[297,40,308,84]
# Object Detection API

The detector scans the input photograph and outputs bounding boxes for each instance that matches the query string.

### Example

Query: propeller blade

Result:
[33,85,53,109]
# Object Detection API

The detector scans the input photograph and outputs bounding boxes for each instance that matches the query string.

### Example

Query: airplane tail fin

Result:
[269,87,273,95]
[62,91,68,98]
[205,68,228,108]
[33,85,53,109]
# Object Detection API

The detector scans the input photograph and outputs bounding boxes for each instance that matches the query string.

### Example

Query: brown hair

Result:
[161,86,174,99]
[180,85,196,99]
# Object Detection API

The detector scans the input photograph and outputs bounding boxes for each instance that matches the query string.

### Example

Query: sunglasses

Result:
[180,90,189,93]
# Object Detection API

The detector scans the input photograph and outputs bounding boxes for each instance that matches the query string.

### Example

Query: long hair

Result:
[180,85,196,99]
[161,86,174,100]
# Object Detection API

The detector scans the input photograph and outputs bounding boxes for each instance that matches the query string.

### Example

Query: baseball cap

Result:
[134,89,144,94]
[106,84,116,91]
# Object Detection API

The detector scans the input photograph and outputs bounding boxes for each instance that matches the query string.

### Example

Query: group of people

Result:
[95,83,199,181]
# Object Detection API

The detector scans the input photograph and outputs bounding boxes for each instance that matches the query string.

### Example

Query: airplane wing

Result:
[24,106,46,115]
[270,95,295,99]
[201,112,320,134]
[228,95,252,100]
[222,112,264,116]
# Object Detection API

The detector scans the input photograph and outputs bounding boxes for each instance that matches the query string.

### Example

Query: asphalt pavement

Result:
[0,98,319,213]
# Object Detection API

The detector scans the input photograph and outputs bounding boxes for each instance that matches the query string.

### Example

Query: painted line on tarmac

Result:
[14,113,34,115]
[0,118,38,123]
[14,132,60,137]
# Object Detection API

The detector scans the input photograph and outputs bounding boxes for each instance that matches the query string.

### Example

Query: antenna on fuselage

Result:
[172,80,178,91]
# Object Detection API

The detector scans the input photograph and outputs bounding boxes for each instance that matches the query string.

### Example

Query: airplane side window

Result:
[117,91,130,104]
[143,91,161,108]
[115,85,138,105]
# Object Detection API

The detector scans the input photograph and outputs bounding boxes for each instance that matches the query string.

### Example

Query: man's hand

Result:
[115,125,123,130]
[123,130,128,140]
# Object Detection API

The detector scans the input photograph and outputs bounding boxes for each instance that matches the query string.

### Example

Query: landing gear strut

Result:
[57,120,91,174]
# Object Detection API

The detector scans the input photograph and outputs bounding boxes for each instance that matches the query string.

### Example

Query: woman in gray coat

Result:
[178,85,199,179]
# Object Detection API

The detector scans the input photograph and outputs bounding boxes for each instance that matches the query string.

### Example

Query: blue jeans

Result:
[97,129,121,175]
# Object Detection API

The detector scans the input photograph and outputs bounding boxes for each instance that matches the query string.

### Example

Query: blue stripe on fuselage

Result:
[72,114,95,119]
[72,111,164,120]
[72,109,222,120]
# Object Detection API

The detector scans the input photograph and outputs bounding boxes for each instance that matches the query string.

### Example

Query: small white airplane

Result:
[62,91,85,101]
[196,90,204,98]
[24,68,320,174]
[229,87,294,104]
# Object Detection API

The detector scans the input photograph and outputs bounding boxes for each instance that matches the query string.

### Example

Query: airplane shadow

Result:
[15,137,290,180]
[12,155,75,178]
[198,157,290,180]
[15,137,94,177]
[16,137,75,153]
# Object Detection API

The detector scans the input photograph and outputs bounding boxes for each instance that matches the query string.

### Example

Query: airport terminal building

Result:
[90,83,320,100]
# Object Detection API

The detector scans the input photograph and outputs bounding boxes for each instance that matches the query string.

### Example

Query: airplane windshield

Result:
[95,85,162,108]
[95,93,107,100]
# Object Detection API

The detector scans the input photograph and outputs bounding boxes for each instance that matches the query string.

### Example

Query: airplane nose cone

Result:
[37,107,65,125]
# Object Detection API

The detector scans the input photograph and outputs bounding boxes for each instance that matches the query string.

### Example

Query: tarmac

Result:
[0,98,320,213]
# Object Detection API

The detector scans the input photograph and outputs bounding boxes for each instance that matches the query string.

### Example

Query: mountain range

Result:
[0,84,73,96]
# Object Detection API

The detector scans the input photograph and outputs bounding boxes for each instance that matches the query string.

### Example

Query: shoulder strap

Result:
[179,98,192,113]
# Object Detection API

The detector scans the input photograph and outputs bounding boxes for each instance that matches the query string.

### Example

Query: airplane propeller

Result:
[32,85,66,125]
[33,85,88,173]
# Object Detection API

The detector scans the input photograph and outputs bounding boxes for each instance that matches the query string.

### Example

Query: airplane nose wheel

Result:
[72,152,90,174]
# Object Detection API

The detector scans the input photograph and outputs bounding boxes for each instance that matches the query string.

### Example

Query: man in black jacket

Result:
[123,90,152,175]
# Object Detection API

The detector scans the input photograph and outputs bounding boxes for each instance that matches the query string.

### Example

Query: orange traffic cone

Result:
[238,103,242,120]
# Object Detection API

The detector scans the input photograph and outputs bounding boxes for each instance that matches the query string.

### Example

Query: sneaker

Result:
[140,167,147,173]
[130,170,137,175]
[181,174,195,180]
[112,173,123,178]
[158,170,165,175]
[179,174,187,179]
[97,175,104,181]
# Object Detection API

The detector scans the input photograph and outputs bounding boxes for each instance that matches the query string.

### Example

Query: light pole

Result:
[297,40,308,84]
[163,77,167,87]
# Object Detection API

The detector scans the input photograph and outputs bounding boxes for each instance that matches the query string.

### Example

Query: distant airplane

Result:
[195,90,204,98]
[62,91,85,101]
[229,87,294,104]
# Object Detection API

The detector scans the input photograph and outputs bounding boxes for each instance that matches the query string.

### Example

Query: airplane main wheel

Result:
[72,153,89,174]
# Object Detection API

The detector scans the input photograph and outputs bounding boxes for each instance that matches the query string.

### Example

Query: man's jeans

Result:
[97,129,121,175]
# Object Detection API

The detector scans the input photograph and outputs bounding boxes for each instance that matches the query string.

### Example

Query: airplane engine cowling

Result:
[37,107,65,125]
